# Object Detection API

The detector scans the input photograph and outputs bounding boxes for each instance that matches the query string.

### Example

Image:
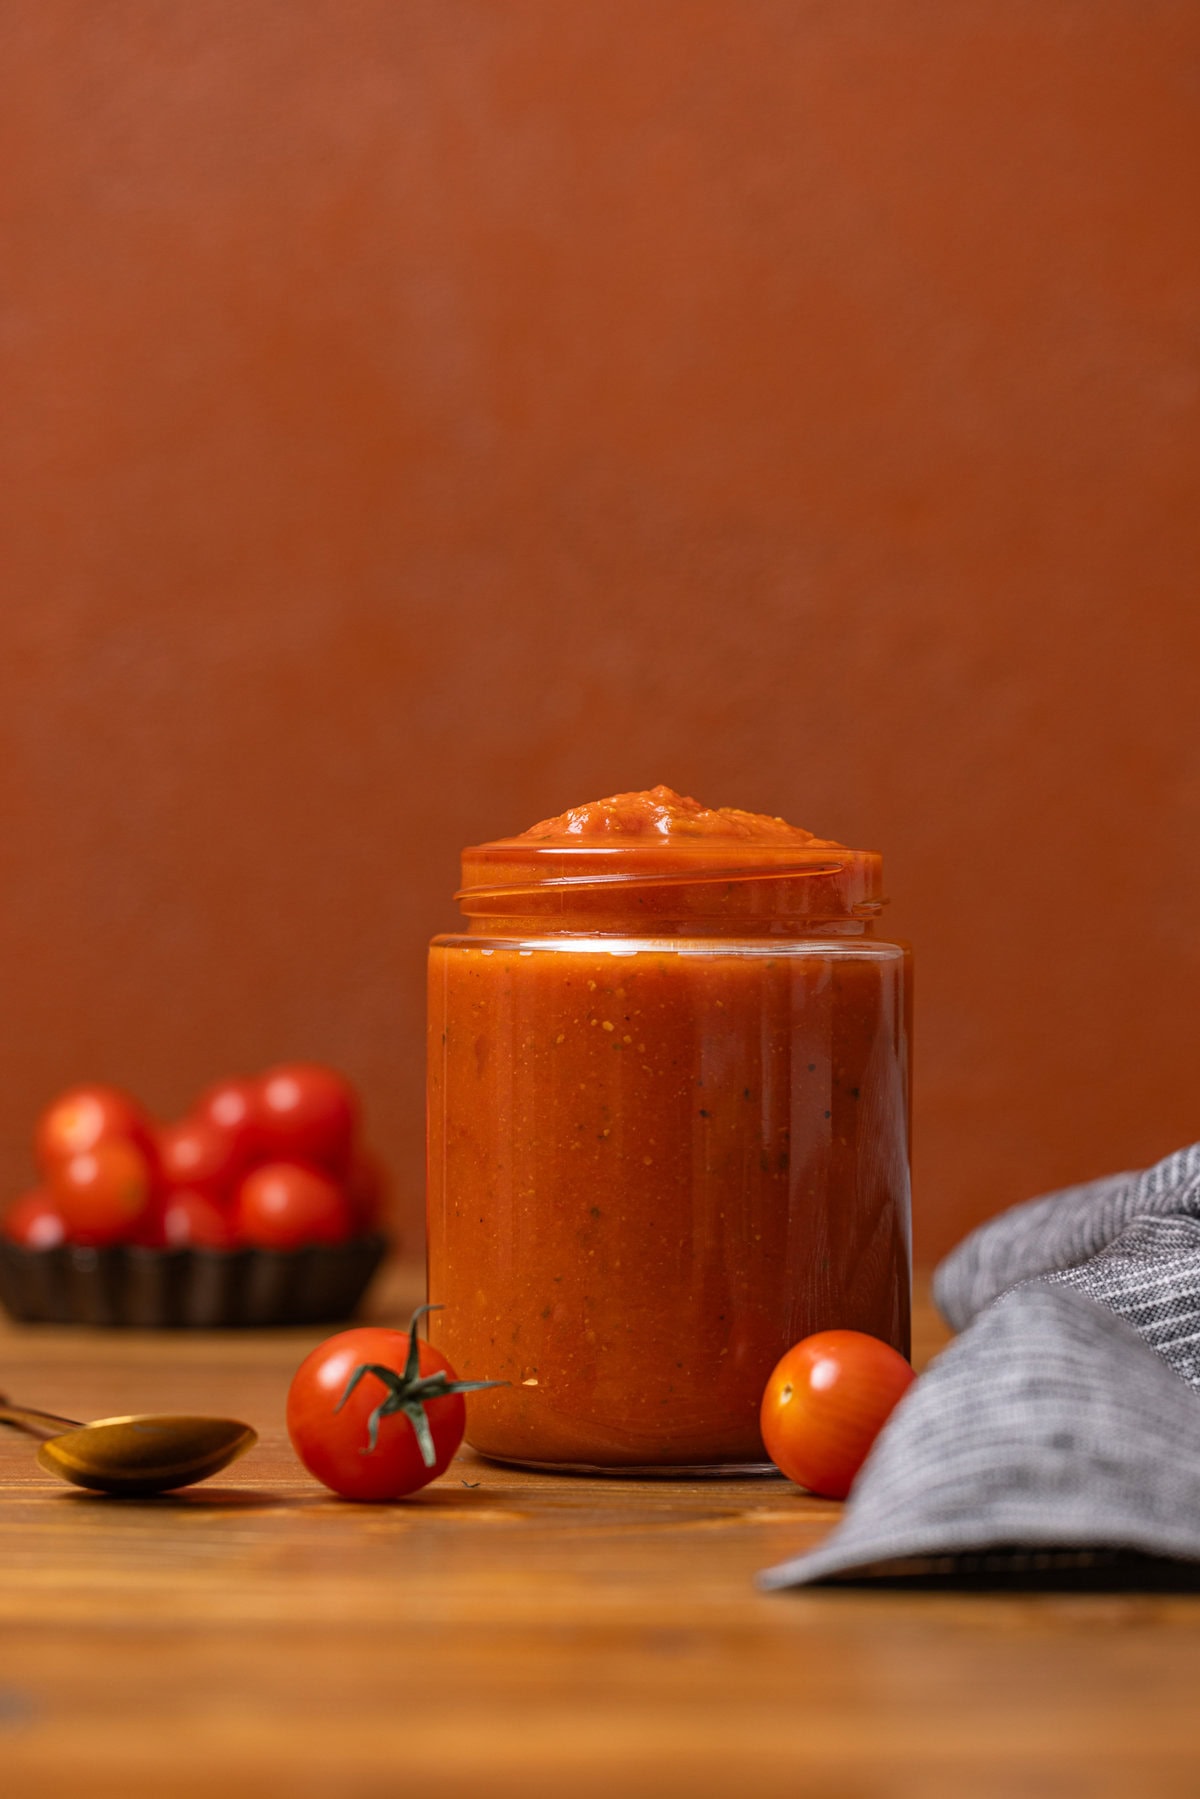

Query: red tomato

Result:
[233,1161,351,1248]
[192,1076,265,1169]
[161,1189,236,1251]
[35,1084,153,1176]
[49,1140,154,1245]
[3,1189,68,1250]
[286,1310,502,1500]
[256,1063,358,1173]
[157,1116,241,1198]
[345,1148,388,1234]
[760,1329,915,1499]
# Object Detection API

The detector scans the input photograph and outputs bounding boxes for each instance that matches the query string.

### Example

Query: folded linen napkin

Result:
[760,1142,1200,1589]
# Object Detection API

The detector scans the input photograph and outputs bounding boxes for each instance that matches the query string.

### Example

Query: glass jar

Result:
[426,826,911,1474]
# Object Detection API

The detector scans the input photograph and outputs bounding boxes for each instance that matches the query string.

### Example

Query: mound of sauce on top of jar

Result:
[518,784,842,843]
[427,786,911,1473]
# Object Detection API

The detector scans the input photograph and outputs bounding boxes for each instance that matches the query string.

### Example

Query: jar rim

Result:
[456,838,884,921]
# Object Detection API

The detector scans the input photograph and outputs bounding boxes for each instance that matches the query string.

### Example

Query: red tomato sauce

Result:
[427,788,911,1471]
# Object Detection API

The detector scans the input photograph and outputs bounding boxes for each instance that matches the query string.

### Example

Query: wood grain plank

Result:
[2,1267,1197,1799]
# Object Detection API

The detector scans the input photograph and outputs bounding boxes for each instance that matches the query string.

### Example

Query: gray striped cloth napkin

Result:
[760,1143,1200,1588]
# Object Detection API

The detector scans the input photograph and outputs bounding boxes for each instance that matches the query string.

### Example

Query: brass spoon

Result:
[0,1393,257,1495]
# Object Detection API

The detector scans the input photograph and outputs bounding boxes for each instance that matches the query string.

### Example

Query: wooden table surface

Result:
[3,1265,1199,1799]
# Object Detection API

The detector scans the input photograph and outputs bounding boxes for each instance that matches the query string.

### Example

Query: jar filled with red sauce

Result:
[427,787,911,1473]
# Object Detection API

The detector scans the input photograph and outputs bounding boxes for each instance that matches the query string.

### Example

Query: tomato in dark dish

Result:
[49,1141,155,1245]
[345,1148,387,1233]
[161,1189,237,1251]
[35,1084,153,1177]
[157,1116,241,1199]
[256,1064,357,1173]
[15,1069,381,1253]
[233,1161,351,1249]
[192,1076,266,1171]
[3,1189,68,1249]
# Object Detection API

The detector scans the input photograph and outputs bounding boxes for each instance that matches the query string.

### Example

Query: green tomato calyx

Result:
[336,1304,507,1469]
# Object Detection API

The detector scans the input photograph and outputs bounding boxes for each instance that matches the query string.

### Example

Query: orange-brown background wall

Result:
[3,3,1198,1261]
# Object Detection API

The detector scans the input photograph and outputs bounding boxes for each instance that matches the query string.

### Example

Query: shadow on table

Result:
[816,1548,1200,1593]
[59,1487,292,1511]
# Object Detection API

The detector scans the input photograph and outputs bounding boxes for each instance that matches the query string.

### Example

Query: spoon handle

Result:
[0,1394,84,1441]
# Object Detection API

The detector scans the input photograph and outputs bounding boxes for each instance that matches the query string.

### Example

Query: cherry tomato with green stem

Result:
[760,1329,915,1499]
[286,1307,504,1500]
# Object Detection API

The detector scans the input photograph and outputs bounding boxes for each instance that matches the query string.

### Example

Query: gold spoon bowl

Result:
[0,1394,257,1495]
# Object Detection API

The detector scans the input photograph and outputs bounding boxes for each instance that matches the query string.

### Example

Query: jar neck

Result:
[461,914,879,940]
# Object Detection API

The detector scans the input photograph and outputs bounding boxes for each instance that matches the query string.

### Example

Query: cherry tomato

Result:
[286,1309,502,1500]
[161,1189,236,1251]
[157,1116,241,1199]
[3,1189,68,1249]
[49,1140,154,1245]
[345,1148,388,1233]
[35,1084,153,1176]
[760,1329,915,1499]
[233,1161,352,1248]
[192,1076,265,1170]
[256,1063,358,1173]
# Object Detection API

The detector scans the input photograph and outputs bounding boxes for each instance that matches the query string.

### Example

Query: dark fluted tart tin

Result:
[0,1233,388,1328]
